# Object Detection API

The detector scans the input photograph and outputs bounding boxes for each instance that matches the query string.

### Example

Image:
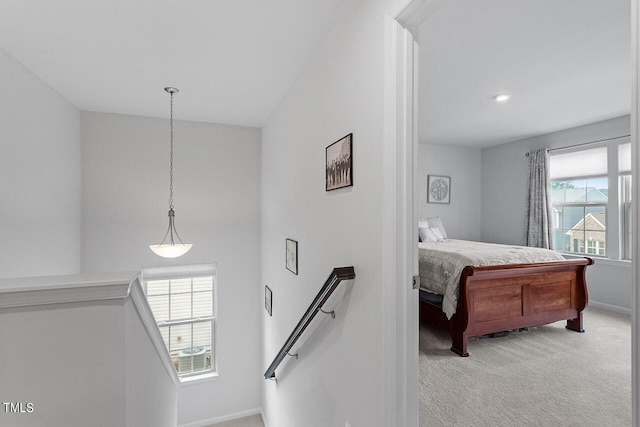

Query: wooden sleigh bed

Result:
[419,248,594,357]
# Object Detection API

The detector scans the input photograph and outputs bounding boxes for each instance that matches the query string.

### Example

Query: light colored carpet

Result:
[419,307,631,427]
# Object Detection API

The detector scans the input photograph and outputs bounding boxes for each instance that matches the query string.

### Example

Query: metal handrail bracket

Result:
[264,266,355,380]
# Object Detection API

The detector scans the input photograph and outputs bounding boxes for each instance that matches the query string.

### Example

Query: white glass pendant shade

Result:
[149,208,192,258]
[149,243,193,258]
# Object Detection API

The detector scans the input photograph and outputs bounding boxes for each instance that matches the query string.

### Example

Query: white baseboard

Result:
[178,407,263,427]
[588,300,631,316]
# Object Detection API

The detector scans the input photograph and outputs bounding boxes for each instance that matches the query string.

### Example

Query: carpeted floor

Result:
[419,307,631,427]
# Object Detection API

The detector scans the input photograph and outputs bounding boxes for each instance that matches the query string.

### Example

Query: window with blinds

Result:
[549,137,631,260]
[620,142,632,260]
[142,264,216,379]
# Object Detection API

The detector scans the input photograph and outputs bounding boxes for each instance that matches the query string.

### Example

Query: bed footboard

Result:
[420,257,593,357]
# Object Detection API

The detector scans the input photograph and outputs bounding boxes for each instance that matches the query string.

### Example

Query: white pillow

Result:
[430,227,444,241]
[418,227,428,242]
[419,227,445,243]
[426,217,447,239]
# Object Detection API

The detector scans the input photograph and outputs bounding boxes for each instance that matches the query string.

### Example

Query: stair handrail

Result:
[264,266,356,380]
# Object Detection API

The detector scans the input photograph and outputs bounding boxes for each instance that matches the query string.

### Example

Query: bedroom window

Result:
[622,174,632,260]
[551,177,608,256]
[550,137,630,260]
[620,141,632,260]
[142,264,217,380]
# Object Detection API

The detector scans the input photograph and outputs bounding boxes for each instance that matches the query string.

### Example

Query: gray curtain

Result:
[525,148,553,248]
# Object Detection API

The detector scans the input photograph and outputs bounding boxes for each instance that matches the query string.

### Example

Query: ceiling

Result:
[418,0,631,148]
[0,0,343,127]
[0,1,631,143]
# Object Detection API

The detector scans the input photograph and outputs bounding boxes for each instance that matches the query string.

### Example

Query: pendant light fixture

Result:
[149,87,193,258]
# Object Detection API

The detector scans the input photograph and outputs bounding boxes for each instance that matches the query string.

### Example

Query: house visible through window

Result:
[142,264,217,380]
[551,177,608,255]
[549,137,630,260]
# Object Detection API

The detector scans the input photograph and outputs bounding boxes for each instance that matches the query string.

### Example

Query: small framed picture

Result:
[265,286,272,316]
[427,175,451,204]
[286,238,298,275]
[326,133,353,191]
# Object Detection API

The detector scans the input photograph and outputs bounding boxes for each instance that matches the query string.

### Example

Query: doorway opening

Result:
[385,0,638,425]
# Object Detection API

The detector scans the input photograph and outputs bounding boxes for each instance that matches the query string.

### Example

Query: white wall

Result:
[0,301,126,426]
[125,297,178,427]
[261,0,394,426]
[418,143,482,240]
[0,47,81,278]
[80,112,262,425]
[481,115,632,312]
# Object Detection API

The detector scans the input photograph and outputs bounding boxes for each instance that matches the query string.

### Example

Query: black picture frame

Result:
[286,238,298,275]
[265,285,272,316]
[326,133,353,191]
[427,175,451,204]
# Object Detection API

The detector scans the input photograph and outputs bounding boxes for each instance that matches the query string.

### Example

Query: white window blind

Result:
[550,145,607,180]
[619,141,631,174]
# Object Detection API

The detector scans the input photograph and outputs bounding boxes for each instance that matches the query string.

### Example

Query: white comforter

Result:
[418,239,565,319]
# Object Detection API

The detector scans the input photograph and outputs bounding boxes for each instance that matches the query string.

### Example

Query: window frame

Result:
[141,264,218,381]
[549,137,630,261]
[622,173,632,260]
[551,175,608,257]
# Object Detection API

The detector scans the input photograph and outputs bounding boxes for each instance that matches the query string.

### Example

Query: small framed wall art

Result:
[285,238,298,275]
[326,133,353,191]
[265,285,272,316]
[427,175,451,204]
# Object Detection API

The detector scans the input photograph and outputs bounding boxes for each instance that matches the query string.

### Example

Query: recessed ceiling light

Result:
[493,94,511,102]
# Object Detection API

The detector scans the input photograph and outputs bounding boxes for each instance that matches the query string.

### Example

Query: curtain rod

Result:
[525,134,630,156]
